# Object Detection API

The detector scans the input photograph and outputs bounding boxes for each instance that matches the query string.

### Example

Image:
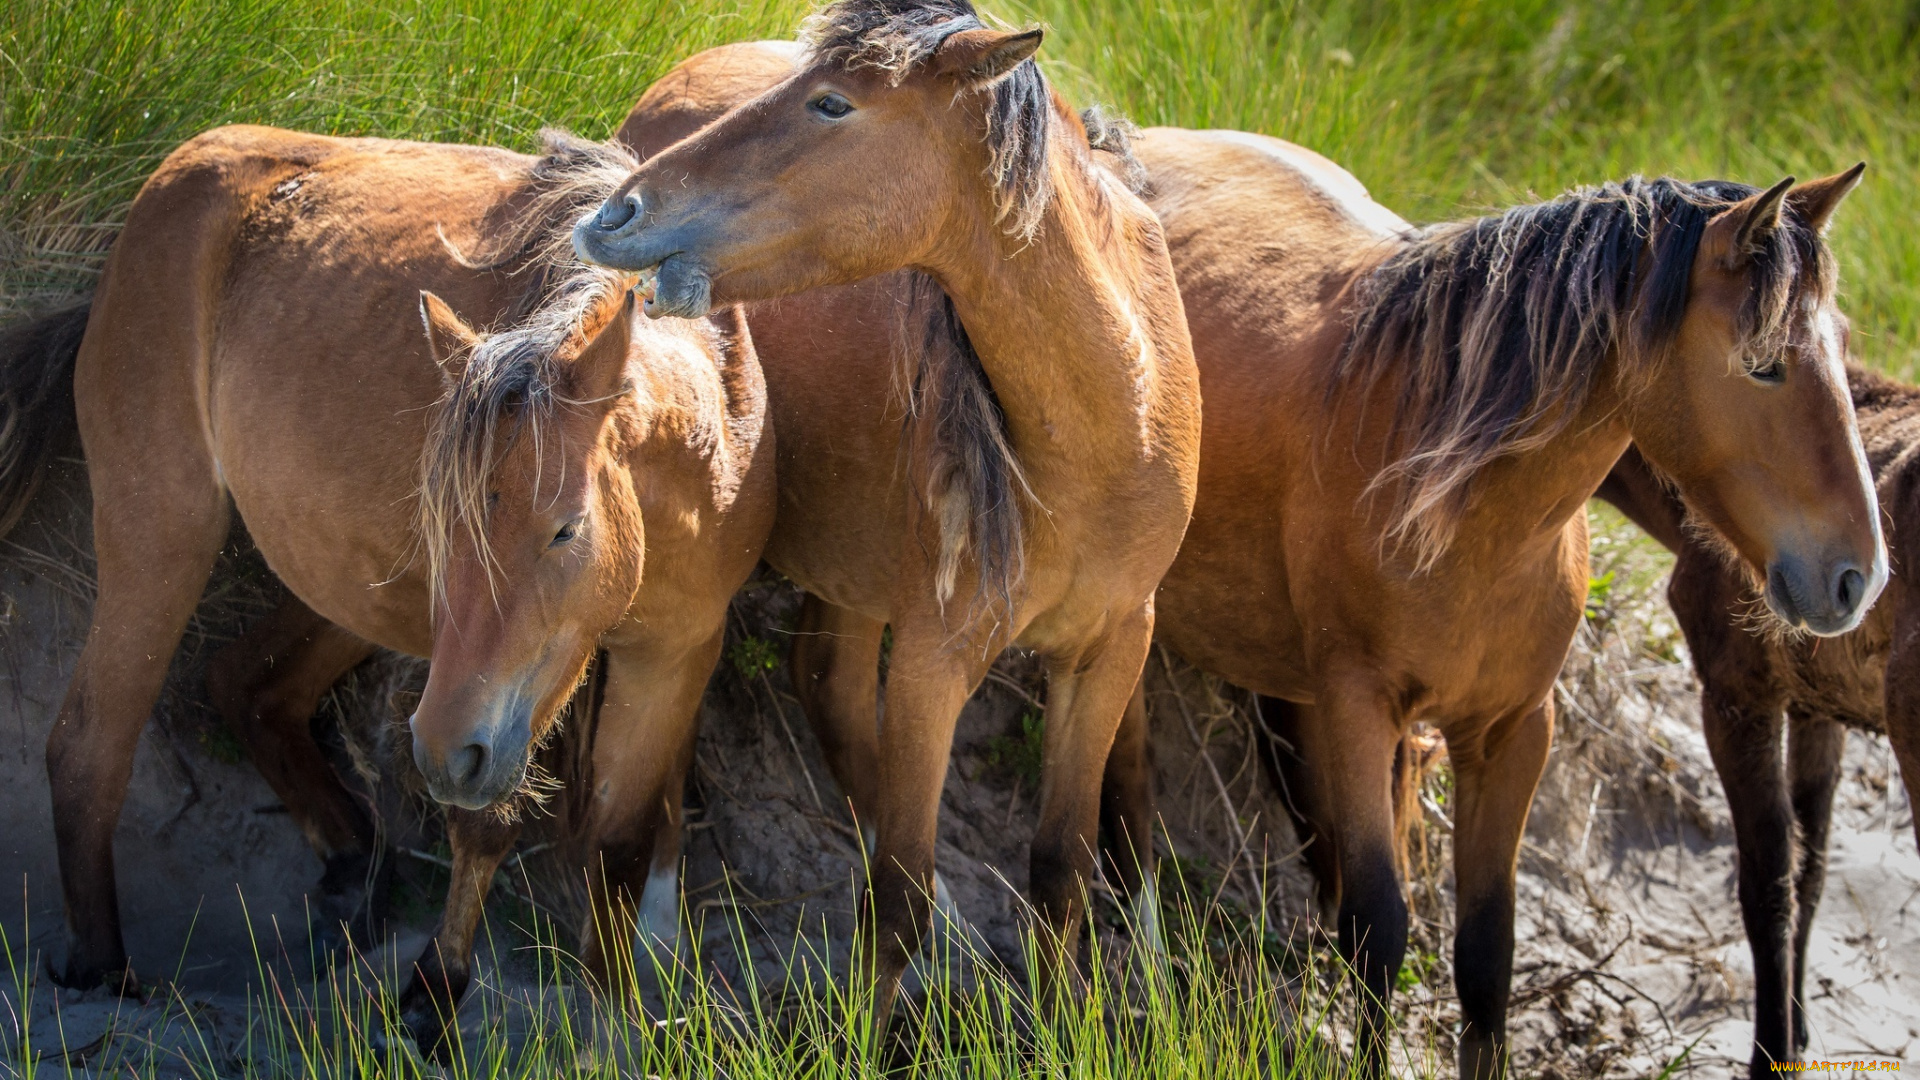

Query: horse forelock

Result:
[800,0,1054,242]
[1337,175,1835,570]
[417,265,634,607]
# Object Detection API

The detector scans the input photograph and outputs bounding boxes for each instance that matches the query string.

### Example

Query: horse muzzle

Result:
[409,696,534,810]
[572,201,714,319]
[1764,548,1885,636]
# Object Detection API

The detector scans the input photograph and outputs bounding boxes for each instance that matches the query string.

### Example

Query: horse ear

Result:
[420,291,481,387]
[570,289,634,406]
[1786,162,1866,235]
[1704,175,1794,266]
[933,26,1043,87]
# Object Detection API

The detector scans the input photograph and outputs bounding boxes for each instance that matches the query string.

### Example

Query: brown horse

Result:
[1595,374,1920,1077]
[1131,134,1878,1077]
[0,127,774,1053]
[581,0,1201,1021]
[618,45,1882,1073]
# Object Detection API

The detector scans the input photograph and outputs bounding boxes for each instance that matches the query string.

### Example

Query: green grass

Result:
[1,875,1402,1079]
[1023,0,1920,375]
[6,1,1918,363]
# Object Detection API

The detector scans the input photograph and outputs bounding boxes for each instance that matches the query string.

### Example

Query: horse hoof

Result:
[314,847,395,951]
[48,954,148,999]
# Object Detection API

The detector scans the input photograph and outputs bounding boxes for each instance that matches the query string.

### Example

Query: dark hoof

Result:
[48,953,149,999]
[313,848,394,952]
[395,964,470,1065]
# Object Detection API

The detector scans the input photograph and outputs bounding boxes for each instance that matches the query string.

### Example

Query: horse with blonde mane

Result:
[0,126,774,1056]
[576,0,1202,1024]
[619,37,1881,1077]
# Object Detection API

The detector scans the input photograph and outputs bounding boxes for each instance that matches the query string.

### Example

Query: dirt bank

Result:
[1,466,1914,1076]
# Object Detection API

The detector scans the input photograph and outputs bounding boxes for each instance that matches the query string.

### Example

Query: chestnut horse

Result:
[578,0,1201,1021]
[0,128,774,1053]
[1596,373,1920,1077]
[1127,135,1879,1077]
[619,44,1882,1074]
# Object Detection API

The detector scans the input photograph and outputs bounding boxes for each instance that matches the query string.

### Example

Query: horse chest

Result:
[1781,607,1892,733]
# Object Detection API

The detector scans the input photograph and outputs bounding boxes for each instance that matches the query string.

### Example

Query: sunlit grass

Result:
[5,1,1916,363]
[1020,0,1919,376]
[1,874,1430,1079]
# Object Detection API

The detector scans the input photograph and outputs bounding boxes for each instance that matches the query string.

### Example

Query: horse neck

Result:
[1447,363,1636,565]
[925,165,1186,484]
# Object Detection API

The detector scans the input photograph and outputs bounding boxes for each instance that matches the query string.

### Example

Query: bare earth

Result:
[0,469,1914,1076]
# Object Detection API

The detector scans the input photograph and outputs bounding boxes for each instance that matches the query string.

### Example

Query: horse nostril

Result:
[448,741,489,787]
[595,193,641,232]
[1835,566,1866,613]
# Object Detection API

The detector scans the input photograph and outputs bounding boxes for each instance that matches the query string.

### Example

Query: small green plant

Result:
[728,634,781,680]
[1584,568,1616,622]
[1396,946,1441,992]
[983,707,1045,791]
[197,721,246,765]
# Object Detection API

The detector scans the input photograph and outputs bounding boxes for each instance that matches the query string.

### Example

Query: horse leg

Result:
[1700,684,1795,1076]
[789,593,885,830]
[1885,605,1920,860]
[574,634,717,997]
[1313,671,1408,1076]
[47,437,230,991]
[206,594,382,947]
[1026,606,1155,1000]
[397,808,521,1060]
[1784,711,1843,1055]
[1253,695,1341,912]
[1447,700,1554,1080]
[862,611,991,1029]
[1099,677,1160,952]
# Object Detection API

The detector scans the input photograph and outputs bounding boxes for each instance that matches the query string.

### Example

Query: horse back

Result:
[77,126,544,652]
[615,40,800,158]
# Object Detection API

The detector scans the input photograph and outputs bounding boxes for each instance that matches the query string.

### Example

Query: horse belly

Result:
[209,336,441,656]
[749,285,903,620]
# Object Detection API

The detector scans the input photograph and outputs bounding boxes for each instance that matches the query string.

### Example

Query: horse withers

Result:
[584,0,1203,1025]
[1597,369,1919,1076]
[0,126,774,1053]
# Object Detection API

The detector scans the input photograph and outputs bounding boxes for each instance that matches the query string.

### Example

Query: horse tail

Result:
[1389,727,1447,891]
[0,302,90,540]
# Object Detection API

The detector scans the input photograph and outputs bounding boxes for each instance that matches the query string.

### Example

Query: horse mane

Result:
[806,1,1152,628]
[1337,175,1836,570]
[441,129,638,292]
[803,0,1054,243]
[418,133,639,604]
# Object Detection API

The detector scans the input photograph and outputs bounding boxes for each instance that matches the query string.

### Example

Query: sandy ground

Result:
[0,470,1915,1077]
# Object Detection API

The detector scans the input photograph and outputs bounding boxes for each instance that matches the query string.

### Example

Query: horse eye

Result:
[1749,356,1787,385]
[810,92,853,120]
[550,520,580,548]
